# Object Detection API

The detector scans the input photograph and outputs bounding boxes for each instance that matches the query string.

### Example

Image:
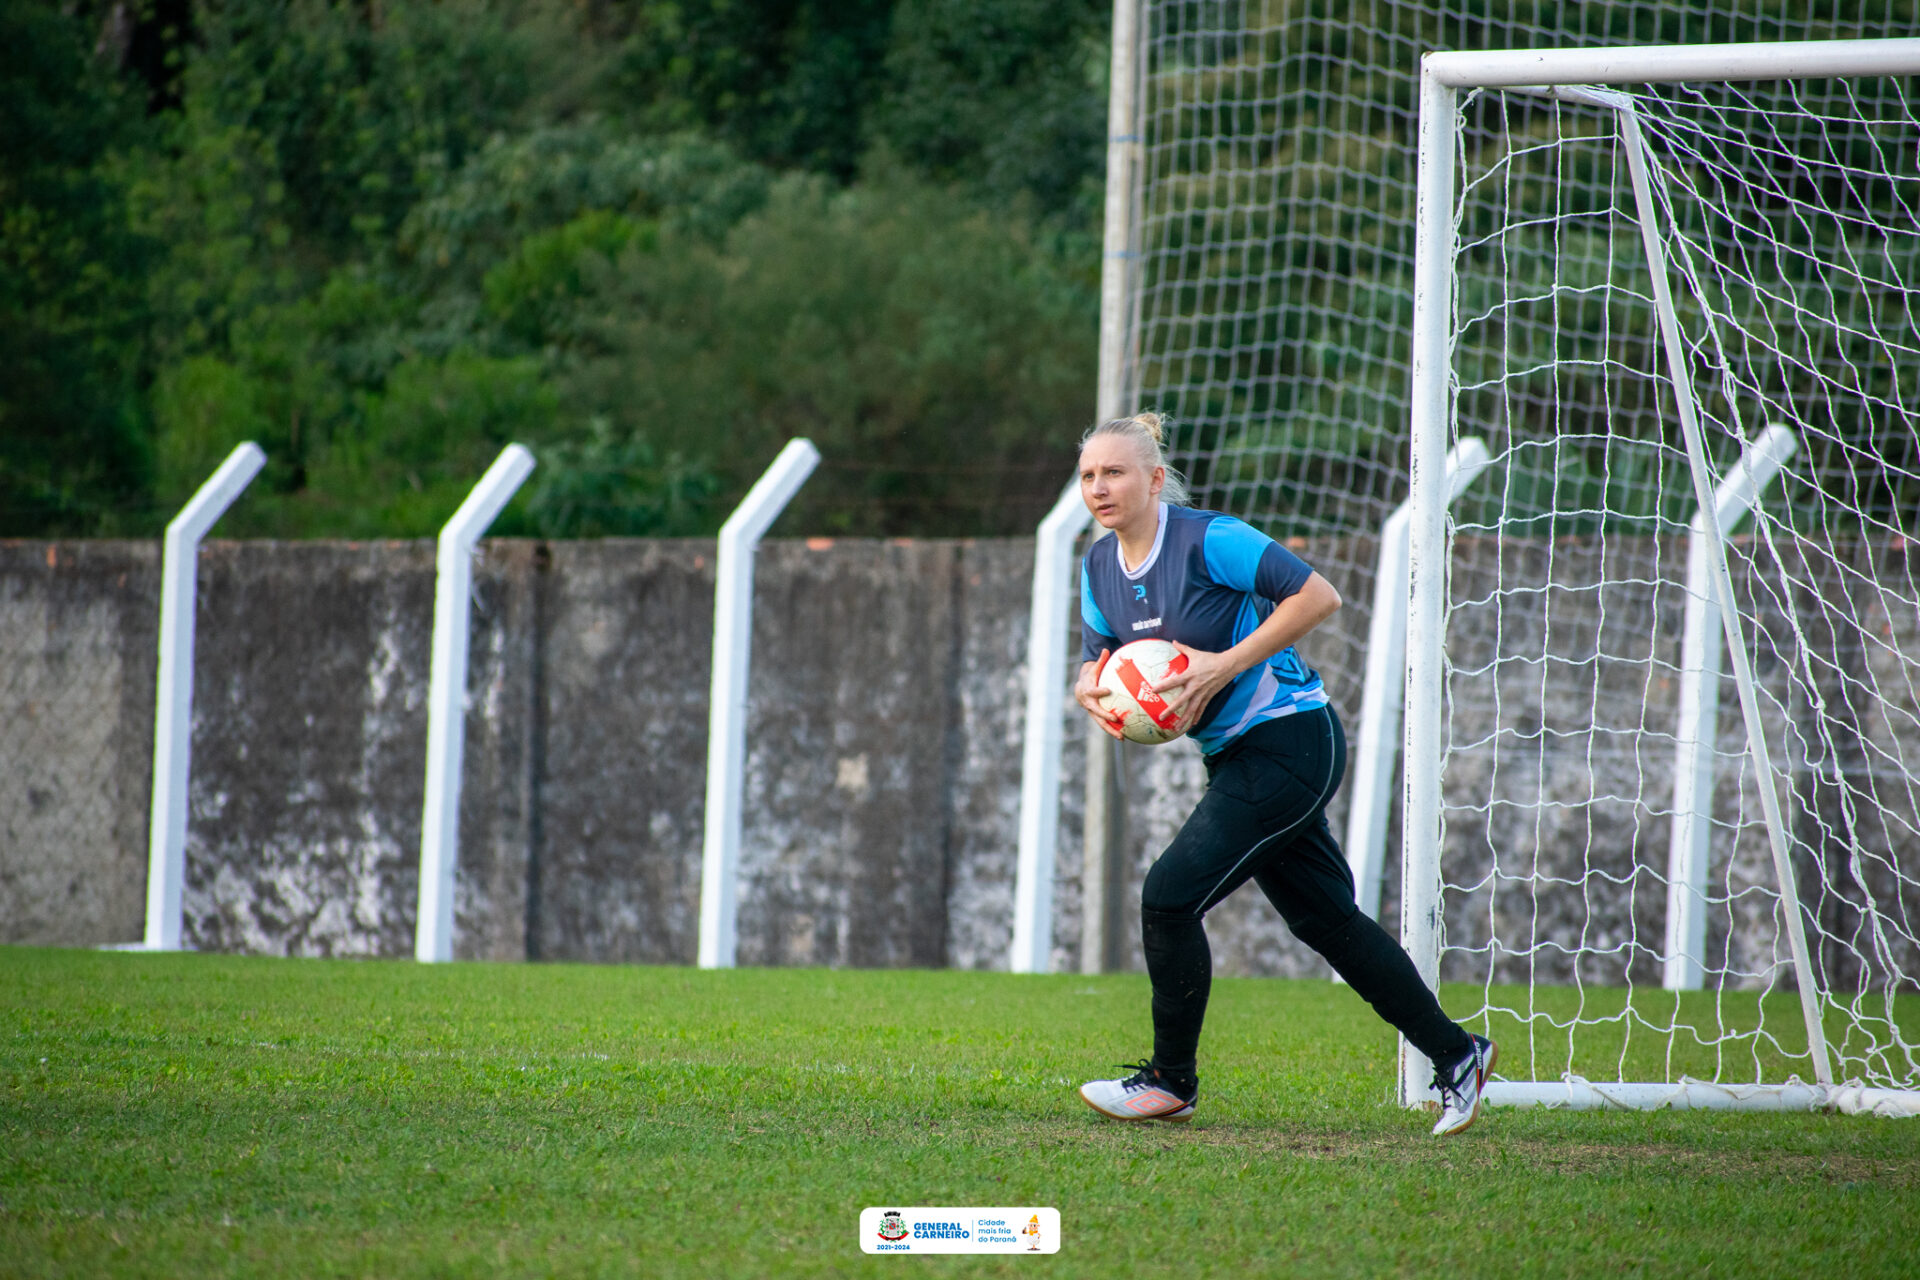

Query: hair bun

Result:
[1133,412,1165,445]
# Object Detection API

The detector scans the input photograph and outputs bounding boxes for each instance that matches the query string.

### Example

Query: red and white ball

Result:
[1097,639,1191,745]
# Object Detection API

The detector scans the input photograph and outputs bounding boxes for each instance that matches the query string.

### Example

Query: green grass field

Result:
[4,947,1917,1278]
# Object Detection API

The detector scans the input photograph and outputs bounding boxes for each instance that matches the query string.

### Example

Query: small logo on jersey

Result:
[1132,584,1147,601]
[1130,617,1162,631]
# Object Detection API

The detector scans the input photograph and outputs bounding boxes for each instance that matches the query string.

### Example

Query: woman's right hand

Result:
[1074,650,1125,739]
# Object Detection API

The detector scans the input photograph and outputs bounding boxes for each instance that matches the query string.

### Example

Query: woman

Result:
[1071,413,1496,1136]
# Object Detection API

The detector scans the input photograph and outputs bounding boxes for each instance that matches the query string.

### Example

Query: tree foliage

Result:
[871,0,1109,221]
[0,4,157,533]
[30,1,1920,541]
[606,0,895,181]
[8,0,1114,538]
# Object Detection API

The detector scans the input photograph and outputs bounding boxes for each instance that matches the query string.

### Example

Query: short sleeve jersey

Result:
[1081,503,1328,753]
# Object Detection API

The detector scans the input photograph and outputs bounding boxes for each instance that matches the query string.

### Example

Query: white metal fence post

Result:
[1664,425,1799,989]
[698,439,821,969]
[415,444,536,964]
[1012,482,1092,974]
[143,443,268,952]
[1345,438,1490,925]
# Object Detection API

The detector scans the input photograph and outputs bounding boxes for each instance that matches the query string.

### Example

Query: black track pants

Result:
[1137,706,1471,1076]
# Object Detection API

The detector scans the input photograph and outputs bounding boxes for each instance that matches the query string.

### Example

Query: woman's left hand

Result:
[1151,642,1241,726]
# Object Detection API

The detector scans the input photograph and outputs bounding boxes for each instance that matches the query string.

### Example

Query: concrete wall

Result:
[5,534,1917,994]
[524,538,1067,971]
[0,543,158,947]
[0,538,1084,970]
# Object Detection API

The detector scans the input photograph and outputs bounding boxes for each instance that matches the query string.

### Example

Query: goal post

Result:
[1406,39,1920,1113]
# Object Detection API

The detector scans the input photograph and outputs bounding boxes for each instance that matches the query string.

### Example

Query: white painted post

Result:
[415,444,536,963]
[1012,481,1093,974]
[1400,60,1458,1109]
[1664,424,1797,990]
[143,444,267,951]
[698,439,821,969]
[1079,0,1145,977]
[1345,437,1491,924]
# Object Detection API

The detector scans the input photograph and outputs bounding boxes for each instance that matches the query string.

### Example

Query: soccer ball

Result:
[1097,639,1191,744]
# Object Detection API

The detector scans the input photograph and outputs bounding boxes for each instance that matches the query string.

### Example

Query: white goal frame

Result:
[1405,38,1920,1115]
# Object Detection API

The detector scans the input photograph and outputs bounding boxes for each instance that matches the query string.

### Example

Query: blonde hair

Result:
[1080,411,1191,506]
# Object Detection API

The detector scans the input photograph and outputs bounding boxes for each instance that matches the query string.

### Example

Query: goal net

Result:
[1117,5,1920,961]
[1403,42,1920,1112]
[1098,5,1920,1111]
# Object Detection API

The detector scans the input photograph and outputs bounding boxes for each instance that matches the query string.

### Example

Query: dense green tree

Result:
[179,0,550,254]
[127,1,631,531]
[607,0,894,180]
[137,119,780,536]
[10,0,1115,537]
[0,3,156,534]
[397,124,771,287]
[601,0,1111,217]
[527,165,1098,535]
[520,418,718,537]
[872,0,1110,221]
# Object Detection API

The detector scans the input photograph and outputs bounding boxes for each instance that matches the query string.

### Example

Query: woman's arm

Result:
[1151,571,1342,721]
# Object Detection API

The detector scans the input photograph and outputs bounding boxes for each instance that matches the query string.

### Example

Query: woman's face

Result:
[1079,435,1164,532]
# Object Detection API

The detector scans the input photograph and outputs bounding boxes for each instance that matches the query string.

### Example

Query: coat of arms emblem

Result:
[877,1211,909,1242]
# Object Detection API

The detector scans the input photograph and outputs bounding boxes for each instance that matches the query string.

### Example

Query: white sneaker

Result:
[1079,1060,1197,1122]
[1431,1035,1498,1136]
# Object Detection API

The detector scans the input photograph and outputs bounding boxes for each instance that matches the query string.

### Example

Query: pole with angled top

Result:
[1664,424,1796,990]
[415,444,536,963]
[1345,437,1490,924]
[144,443,268,951]
[1013,482,1093,974]
[698,438,821,969]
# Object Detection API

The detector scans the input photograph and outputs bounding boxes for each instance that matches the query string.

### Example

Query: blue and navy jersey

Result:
[1081,504,1328,753]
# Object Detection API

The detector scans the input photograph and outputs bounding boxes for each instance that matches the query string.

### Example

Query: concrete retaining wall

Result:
[0,538,1088,970]
[1,543,159,948]
[4,534,1916,993]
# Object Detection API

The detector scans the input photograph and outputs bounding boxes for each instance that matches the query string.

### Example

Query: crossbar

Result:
[1425,38,1920,89]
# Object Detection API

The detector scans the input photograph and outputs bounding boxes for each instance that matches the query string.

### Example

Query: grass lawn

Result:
[3,947,1917,1278]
